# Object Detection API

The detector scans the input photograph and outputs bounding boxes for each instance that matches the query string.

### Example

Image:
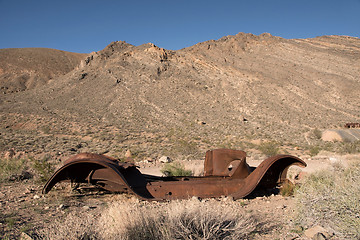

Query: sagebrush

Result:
[295,162,360,239]
[41,198,265,240]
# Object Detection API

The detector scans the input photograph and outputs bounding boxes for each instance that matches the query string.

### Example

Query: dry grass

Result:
[294,161,360,239]
[98,198,260,240]
[39,212,98,240]
[40,198,265,240]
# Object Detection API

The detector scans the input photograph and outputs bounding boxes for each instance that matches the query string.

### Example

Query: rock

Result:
[221,196,234,201]
[33,195,40,199]
[191,196,201,201]
[159,156,171,163]
[295,171,307,181]
[197,120,206,125]
[304,225,331,239]
[14,151,25,159]
[125,149,132,158]
[58,204,68,210]
[20,232,33,240]
[313,232,327,240]
[4,149,15,159]
[82,205,90,211]
[9,171,32,181]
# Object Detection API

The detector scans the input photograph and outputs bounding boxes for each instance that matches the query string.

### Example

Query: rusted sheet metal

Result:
[43,149,306,200]
[345,122,360,128]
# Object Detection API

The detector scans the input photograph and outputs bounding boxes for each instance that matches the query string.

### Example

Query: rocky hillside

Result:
[0,33,359,159]
[0,48,86,93]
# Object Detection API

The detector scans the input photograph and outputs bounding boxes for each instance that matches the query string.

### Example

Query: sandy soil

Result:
[1,152,357,239]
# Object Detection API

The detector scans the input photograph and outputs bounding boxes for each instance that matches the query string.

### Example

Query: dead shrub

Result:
[39,198,269,240]
[97,198,262,240]
[39,212,98,240]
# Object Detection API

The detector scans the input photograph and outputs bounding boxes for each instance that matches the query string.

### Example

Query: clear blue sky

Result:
[1,0,359,53]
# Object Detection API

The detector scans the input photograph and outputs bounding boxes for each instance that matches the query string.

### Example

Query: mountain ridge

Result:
[0,32,359,158]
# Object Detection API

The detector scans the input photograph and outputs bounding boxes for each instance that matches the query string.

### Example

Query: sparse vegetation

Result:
[0,158,27,182]
[258,141,280,157]
[295,162,360,239]
[312,128,322,139]
[341,140,360,154]
[308,145,321,156]
[31,156,55,183]
[40,198,265,240]
[161,162,193,177]
[279,180,296,197]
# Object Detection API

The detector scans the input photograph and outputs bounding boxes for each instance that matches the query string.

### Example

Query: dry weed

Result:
[295,162,360,239]
[38,198,267,240]
[98,198,262,239]
[39,212,98,240]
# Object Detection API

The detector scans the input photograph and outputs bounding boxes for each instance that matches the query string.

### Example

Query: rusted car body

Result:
[43,149,306,200]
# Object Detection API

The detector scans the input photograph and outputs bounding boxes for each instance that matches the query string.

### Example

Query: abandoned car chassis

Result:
[43,149,306,200]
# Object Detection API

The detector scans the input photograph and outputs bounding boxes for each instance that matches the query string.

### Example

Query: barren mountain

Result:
[0,33,359,159]
[0,48,86,93]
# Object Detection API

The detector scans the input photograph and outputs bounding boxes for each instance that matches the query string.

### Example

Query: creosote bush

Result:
[161,162,193,177]
[295,162,360,239]
[0,158,27,182]
[341,140,360,154]
[258,141,279,157]
[31,156,55,183]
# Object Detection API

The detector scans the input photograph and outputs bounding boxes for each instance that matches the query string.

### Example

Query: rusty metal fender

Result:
[230,154,306,199]
[43,151,306,201]
[42,153,153,199]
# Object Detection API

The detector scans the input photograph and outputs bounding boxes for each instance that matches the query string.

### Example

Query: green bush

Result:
[309,146,321,156]
[341,140,360,154]
[313,128,322,139]
[295,162,360,239]
[0,158,27,182]
[161,162,192,177]
[31,157,54,183]
[258,141,279,157]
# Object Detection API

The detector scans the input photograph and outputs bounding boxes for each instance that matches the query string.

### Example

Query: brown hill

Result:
[0,48,86,93]
[0,33,359,159]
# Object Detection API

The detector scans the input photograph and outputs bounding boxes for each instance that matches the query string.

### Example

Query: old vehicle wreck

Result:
[43,149,306,200]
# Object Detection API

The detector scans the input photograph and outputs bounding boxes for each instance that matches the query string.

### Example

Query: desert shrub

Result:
[39,212,98,240]
[341,140,360,154]
[164,200,259,240]
[0,158,27,182]
[175,139,198,156]
[308,145,321,156]
[279,180,296,197]
[97,200,166,240]
[294,162,360,238]
[31,156,54,183]
[161,162,192,177]
[258,141,279,157]
[312,128,322,139]
[39,198,266,240]
[98,198,261,240]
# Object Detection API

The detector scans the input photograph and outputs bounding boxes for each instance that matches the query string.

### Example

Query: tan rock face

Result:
[0,33,359,155]
[0,48,86,93]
